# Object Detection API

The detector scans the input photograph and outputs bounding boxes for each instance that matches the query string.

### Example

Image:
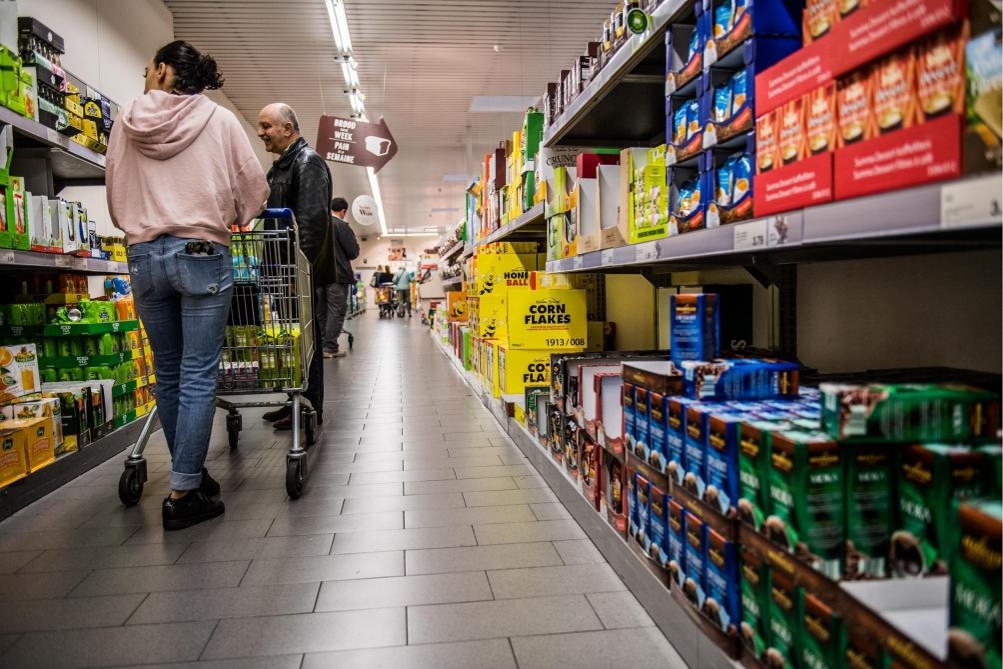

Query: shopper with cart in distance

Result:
[321,197,359,358]
[256,103,335,431]
[107,41,270,530]
[393,264,412,317]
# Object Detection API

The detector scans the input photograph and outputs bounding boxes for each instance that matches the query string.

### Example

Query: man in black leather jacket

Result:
[257,103,334,430]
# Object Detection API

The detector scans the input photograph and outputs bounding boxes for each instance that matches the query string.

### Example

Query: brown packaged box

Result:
[803,0,838,46]
[756,110,780,173]
[806,83,837,155]
[916,22,968,122]
[778,97,806,166]
[873,47,918,135]
[837,67,876,147]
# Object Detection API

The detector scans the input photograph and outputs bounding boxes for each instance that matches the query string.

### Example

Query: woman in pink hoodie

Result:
[107,41,269,530]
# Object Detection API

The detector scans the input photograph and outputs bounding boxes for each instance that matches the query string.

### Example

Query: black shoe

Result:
[262,405,292,422]
[200,467,221,497]
[162,490,225,531]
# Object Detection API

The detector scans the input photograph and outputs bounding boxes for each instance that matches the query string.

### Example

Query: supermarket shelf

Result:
[0,247,128,274]
[469,203,547,256]
[439,241,465,261]
[546,175,1003,273]
[0,412,158,521]
[543,0,682,148]
[1,104,107,182]
[441,276,462,290]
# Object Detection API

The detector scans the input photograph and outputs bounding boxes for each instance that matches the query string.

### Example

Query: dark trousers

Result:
[303,285,325,412]
[319,282,349,353]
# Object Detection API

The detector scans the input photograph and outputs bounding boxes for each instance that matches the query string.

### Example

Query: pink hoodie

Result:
[106,90,269,247]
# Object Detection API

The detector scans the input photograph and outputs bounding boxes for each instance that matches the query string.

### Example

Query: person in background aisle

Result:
[106,40,270,531]
[393,264,412,317]
[257,102,335,431]
[321,197,360,358]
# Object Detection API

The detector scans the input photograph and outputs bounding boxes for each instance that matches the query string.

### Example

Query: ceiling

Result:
[163,0,614,240]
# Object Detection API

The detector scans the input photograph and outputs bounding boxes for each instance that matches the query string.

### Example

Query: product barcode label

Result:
[0,251,14,264]
[601,249,614,266]
[941,176,1003,229]
[53,256,70,267]
[846,406,867,436]
[71,257,88,270]
[734,220,768,251]
[572,256,583,270]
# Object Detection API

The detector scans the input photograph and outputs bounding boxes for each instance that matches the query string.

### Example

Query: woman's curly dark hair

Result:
[154,40,224,94]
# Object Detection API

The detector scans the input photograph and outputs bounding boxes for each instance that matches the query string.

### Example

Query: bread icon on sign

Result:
[365,136,392,156]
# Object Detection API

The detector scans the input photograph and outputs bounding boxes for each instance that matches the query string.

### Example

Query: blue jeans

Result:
[128,236,233,491]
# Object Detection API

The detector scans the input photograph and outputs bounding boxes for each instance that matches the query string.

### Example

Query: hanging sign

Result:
[352,195,380,226]
[316,115,398,173]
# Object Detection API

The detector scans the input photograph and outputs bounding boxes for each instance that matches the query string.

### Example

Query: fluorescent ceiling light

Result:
[386,231,440,238]
[367,166,385,235]
[469,95,541,113]
[442,174,475,182]
[430,207,460,213]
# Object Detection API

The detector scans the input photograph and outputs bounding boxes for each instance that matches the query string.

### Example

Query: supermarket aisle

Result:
[0,310,684,669]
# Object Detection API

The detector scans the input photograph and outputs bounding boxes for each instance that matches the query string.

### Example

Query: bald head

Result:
[258,103,302,154]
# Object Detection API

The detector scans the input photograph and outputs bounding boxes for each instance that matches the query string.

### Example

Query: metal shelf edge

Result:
[0,248,127,274]
[542,175,1002,273]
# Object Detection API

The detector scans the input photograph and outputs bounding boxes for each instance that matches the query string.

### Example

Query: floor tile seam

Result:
[401,622,607,645]
[197,618,222,661]
[507,636,521,669]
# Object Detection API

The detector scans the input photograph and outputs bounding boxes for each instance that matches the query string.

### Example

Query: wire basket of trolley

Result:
[118,209,319,504]
[375,282,398,319]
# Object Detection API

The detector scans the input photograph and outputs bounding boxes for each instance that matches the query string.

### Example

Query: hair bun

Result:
[197,53,225,91]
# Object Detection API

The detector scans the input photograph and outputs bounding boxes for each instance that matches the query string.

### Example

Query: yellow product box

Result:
[628,145,669,244]
[471,253,537,296]
[477,241,539,255]
[0,343,39,404]
[446,291,468,322]
[1,397,62,451]
[0,426,27,488]
[9,416,53,473]
[513,402,526,425]
[505,288,588,350]
[588,321,606,352]
[498,345,585,396]
[484,339,501,398]
[470,294,508,339]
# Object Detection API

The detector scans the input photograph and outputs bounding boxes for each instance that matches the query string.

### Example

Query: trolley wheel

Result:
[118,467,144,507]
[348,334,354,350]
[305,411,318,447]
[226,413,242,451]
[286,457,306,498]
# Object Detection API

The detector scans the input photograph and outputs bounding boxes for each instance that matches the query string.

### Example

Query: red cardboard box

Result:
[756,0,965,114]
[834,112,961,200]
[575,153,620,180]
[753,151,835,216]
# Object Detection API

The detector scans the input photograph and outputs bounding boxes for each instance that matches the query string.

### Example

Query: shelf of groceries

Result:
[0,104,106,180]
[430,290,1001,669]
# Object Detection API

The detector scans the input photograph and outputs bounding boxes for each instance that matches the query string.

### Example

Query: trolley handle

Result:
[261,208,294,220]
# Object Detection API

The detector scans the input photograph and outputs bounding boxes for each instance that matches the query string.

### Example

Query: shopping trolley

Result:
[376,283,396,318]
[118,209,319,504]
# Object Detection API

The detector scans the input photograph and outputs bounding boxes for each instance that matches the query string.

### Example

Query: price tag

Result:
[0,251,14,264]
[733,219,768,251]
[601,249,615,266]
[46,128,61,144]
[546,261,557,272]
[54,256,70,267]
[941,177,1003,229]
[636,241,658,263]
[71,257,88,270]
[572,256,583,271]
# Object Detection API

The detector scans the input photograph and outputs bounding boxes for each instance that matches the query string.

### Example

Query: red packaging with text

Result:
[873,47,918,135]
[778,98,806,166]
[756,111,780,173]
[837,67,877,147]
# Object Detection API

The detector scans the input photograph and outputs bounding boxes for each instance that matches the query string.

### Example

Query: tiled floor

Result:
[0,311,686,668]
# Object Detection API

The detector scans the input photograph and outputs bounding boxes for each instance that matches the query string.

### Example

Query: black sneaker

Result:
[262,405,292,422]
[162,490,225,531]
[200,467,221,497]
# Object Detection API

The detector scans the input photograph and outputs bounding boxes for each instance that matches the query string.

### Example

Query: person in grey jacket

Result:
[321,197,360,357]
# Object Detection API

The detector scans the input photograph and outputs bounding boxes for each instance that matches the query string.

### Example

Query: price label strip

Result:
[941,176,1003,229]
[733,219,768,252]
[572,256,583,271]
[601,249,615,266]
